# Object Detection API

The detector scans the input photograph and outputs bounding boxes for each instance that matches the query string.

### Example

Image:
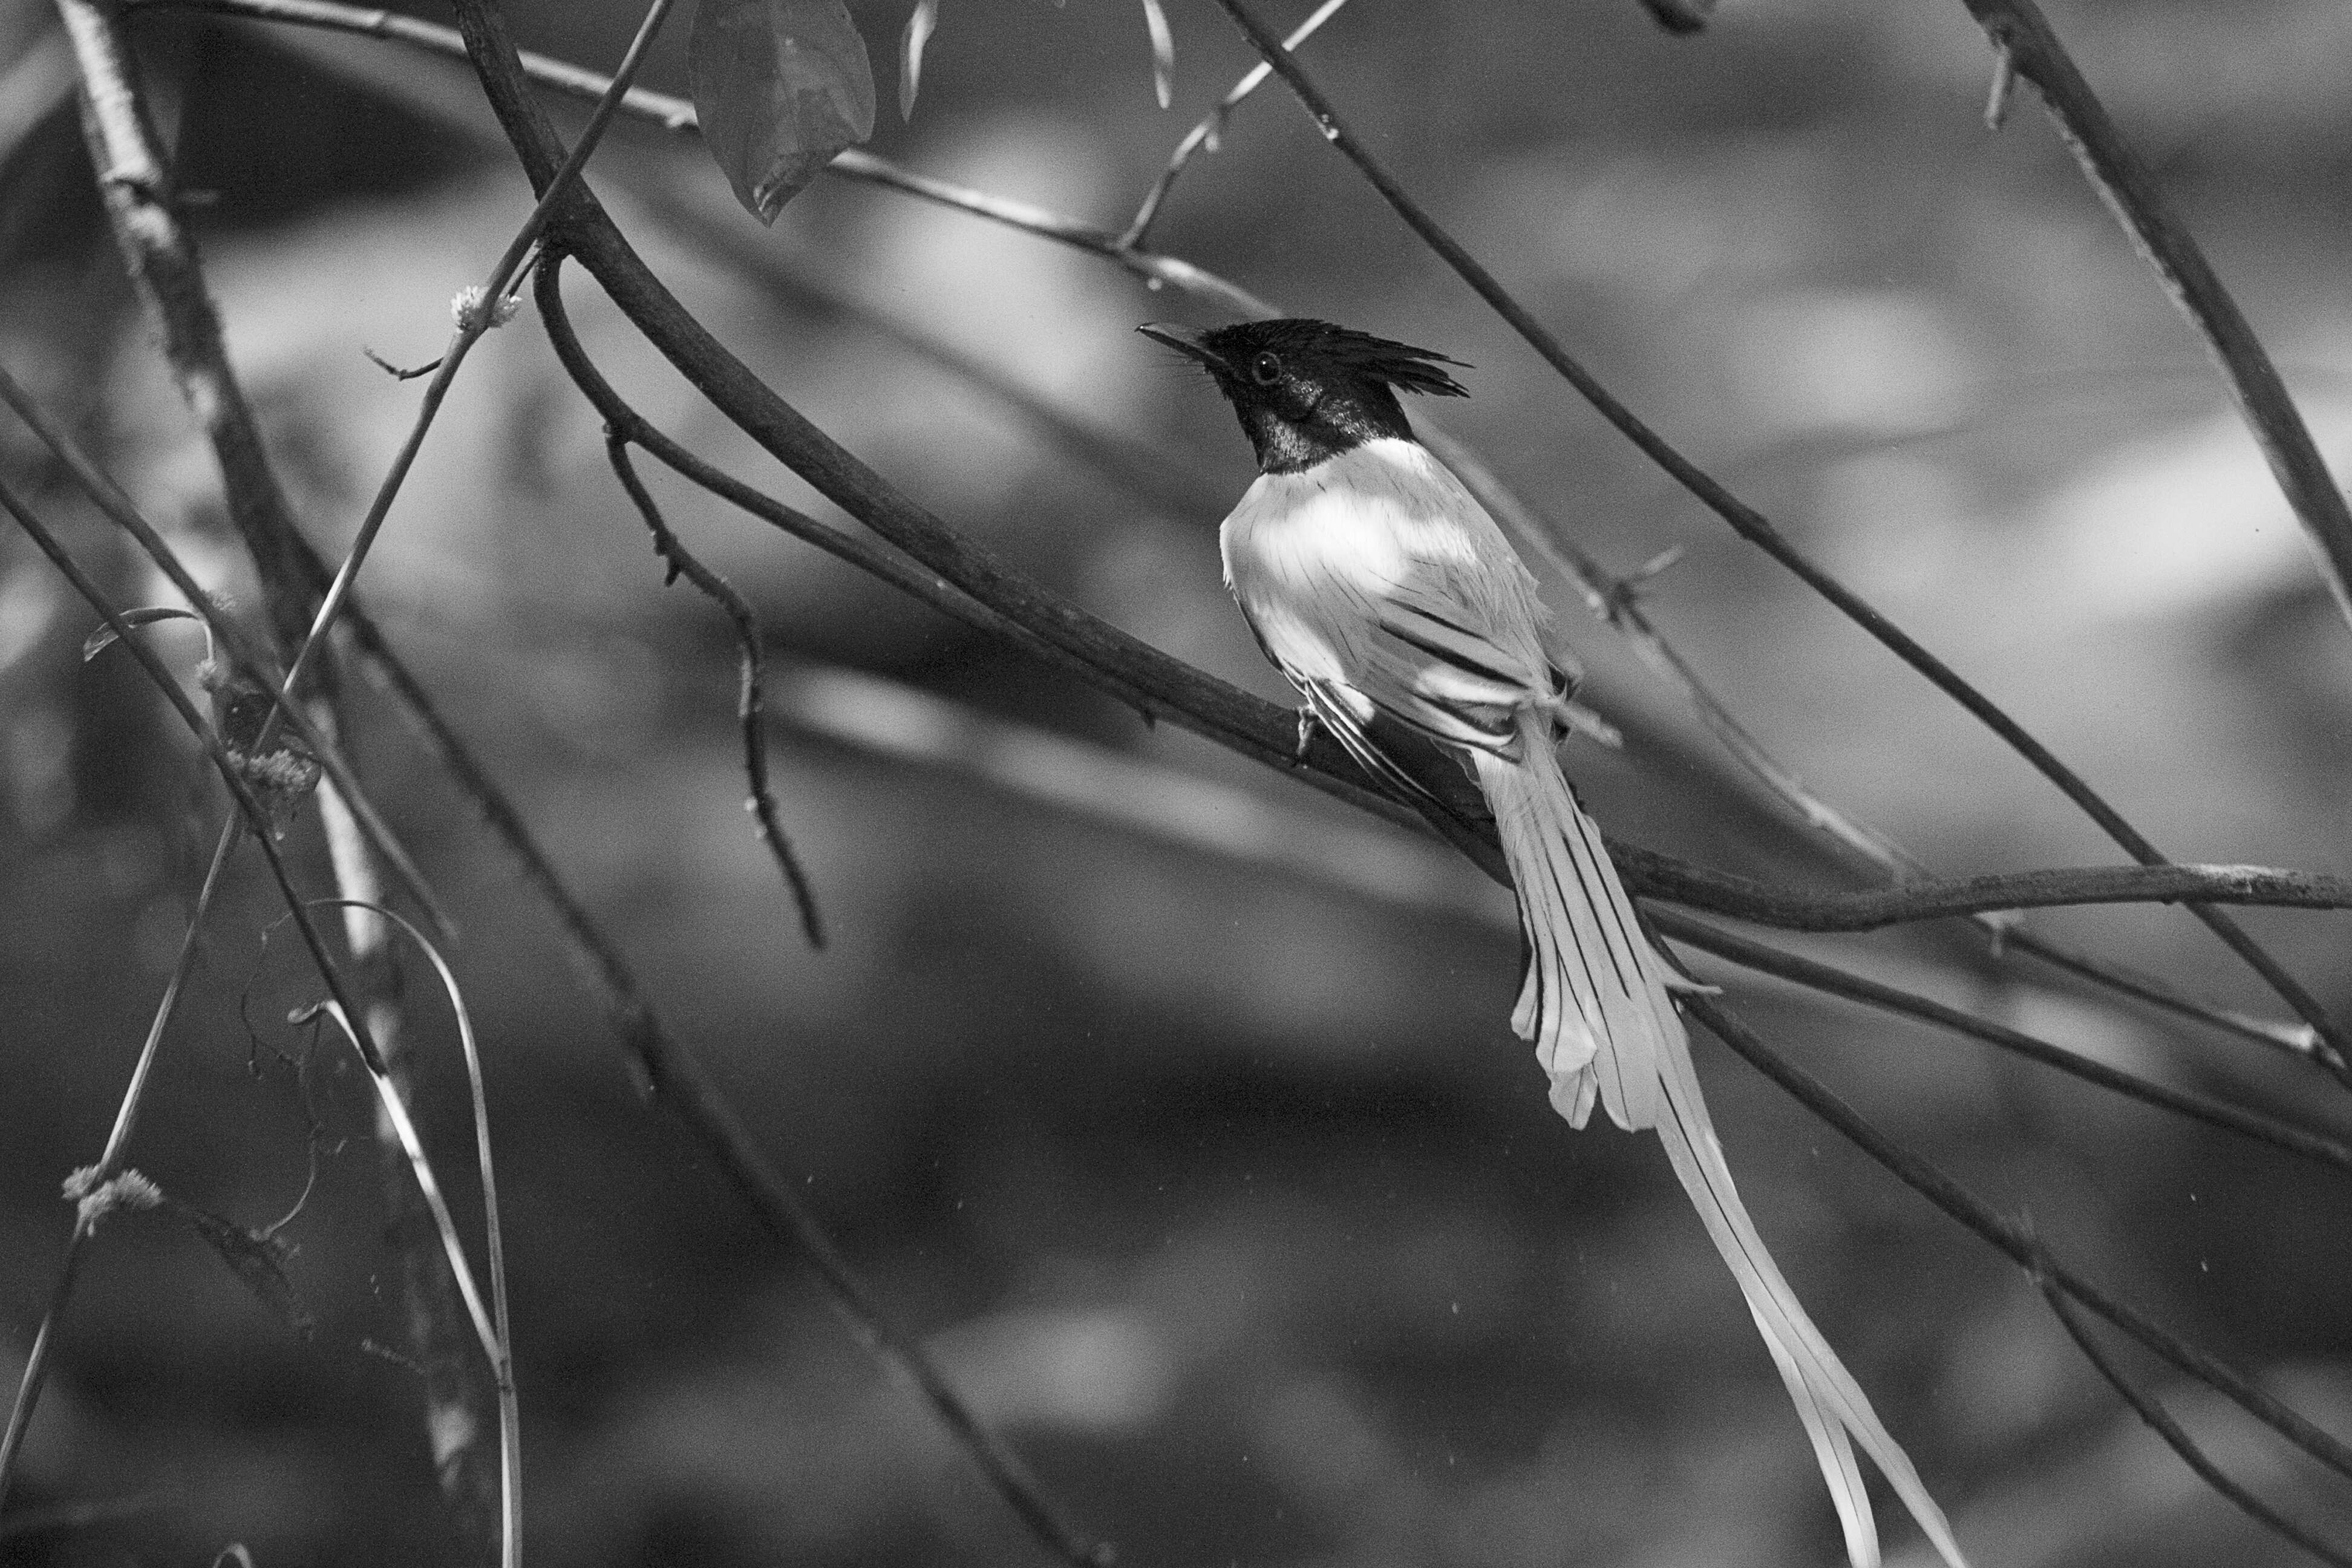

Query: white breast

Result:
[1218,437,1549,695]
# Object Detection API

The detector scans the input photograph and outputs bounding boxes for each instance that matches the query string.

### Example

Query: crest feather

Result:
[1203,318,1471,397]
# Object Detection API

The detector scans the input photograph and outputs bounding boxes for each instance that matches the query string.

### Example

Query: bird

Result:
[1140,316,1969,1568]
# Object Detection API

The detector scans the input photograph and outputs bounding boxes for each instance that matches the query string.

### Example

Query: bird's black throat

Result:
[1238,381,1415,474]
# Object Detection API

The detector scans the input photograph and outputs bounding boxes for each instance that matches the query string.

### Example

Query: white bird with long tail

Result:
[1142,316,1969,1568]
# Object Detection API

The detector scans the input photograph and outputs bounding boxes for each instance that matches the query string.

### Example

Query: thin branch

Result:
[1651,909,2352,1175]
[1957,0,2352,630]
[2033,1260,2352,1568]
[1681,991,2352,1490]
[0,359,451,939]
[267,0,683,722]
[311,898,522,1568]
[1118,0,1351,249]
[1997,926,2321,1062]
[0,479,387,1510]
[1430,429,1929,880]
[1627,857,2352,931]
[601,434,825,948]
[625,197,1234,522]
[1206,0,2347,1071]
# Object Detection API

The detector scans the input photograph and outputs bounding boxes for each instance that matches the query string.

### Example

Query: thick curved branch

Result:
[1206,0,2346,1070]
[1958,0,2352,629]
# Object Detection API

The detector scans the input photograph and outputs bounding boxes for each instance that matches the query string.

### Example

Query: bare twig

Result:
[1958,0,2352,630]
[1628,857,2352,931]
[1430,430,1928,880]
[2031,1258,2352,1568]
[0,479,387,1509]
[0,360,450,938]
[269,0,683,717]
[307,898,521,1568]
[1118,0,1351,249]
[601,434,825,947]
[1652,909,2352,1175]
[1206,0,2347,1072]
[1682,991,2352,1489]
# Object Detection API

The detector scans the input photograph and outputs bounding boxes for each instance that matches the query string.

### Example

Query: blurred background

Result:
[3,0,2351,1563]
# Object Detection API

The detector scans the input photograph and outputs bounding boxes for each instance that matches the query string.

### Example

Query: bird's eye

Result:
[1249,351,1282,385]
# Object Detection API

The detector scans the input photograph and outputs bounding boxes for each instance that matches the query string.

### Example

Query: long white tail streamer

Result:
[1478,721,1969,1568]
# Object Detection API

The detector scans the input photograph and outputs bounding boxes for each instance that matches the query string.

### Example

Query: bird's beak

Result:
[1137,321,1221,369]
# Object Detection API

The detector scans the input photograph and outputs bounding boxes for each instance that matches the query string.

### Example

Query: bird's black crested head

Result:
[1139,318,1469,474]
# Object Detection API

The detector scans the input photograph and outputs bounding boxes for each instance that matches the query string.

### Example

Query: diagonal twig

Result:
[1652,909,2352,1175]
[1682,991,2352,1491]
[0,478,389,1510]
[2031,1255,2352,1568]
[1956,0,2352,631]
[601,434,825,947]
[1118,0,1351,249]
[0,360,451,940]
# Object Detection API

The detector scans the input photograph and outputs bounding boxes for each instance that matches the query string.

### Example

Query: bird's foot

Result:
[1293,707,1321,765]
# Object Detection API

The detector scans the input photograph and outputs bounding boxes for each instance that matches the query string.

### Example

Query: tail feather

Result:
[1476,737,1665,1131]
[1481,724,1970,1568]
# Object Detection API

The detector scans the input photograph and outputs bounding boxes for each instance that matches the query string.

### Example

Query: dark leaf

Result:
[691,0,877,223]
[168,1199,318,1340]
[1635,0,1716,34]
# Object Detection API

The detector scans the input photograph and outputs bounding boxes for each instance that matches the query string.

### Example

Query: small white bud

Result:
[451,286,521,333]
